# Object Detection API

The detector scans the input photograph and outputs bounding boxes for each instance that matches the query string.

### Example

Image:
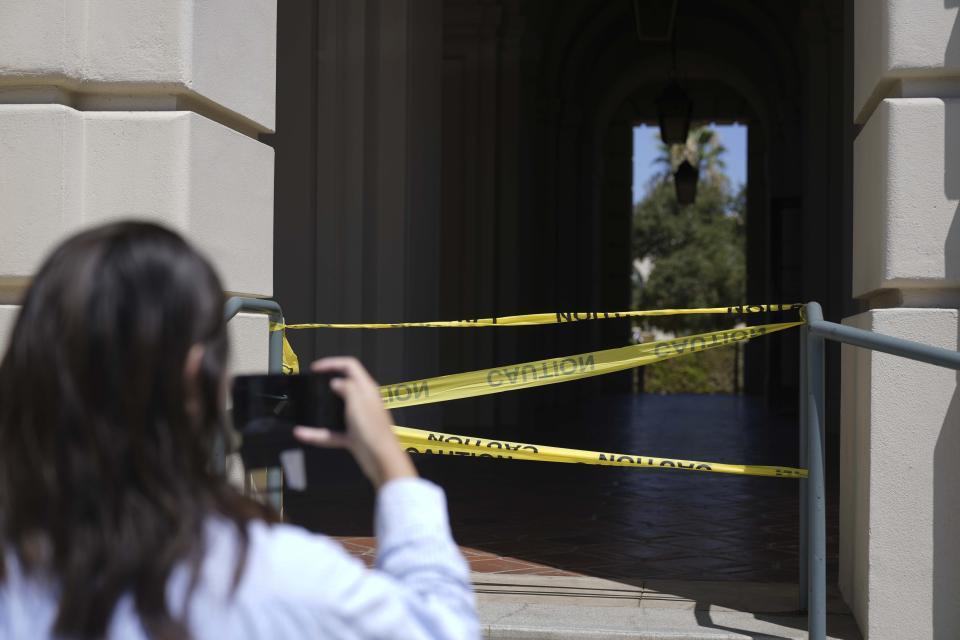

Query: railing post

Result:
[268,321,283,374]
[799,323,808,612]
[224,296,285,513]
[805,302,827,640]
[802,301,960,639]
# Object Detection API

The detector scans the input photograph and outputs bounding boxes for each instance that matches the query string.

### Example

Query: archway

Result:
[274,0,851,585]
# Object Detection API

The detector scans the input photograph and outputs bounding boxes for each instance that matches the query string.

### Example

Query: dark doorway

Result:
[631,123,749,395]
[271,0,851,584]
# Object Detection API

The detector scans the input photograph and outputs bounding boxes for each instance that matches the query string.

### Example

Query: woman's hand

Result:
[293,357,417,489]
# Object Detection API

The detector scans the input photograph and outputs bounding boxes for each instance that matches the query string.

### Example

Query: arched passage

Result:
[529,1,811,404]
[274,0,852,583]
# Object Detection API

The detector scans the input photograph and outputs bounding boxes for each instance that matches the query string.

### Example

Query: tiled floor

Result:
[287,393,839,583]
[335,535,587,576]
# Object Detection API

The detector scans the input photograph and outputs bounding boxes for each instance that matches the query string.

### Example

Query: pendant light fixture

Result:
[674,158,698,205]
[656,12,692,145]
[656,81,692,145]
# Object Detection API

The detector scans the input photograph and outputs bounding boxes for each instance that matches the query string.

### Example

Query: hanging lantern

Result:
[656,81,692,145]
[674,159,698,205]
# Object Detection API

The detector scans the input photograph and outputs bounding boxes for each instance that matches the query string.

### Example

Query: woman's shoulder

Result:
[154,519,370,637]
[249,519,362,578]
[196,517,366,607]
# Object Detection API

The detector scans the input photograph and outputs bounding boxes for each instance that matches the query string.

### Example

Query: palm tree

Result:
[654,126,728,188]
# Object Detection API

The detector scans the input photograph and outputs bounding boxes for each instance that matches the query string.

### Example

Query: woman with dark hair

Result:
[0,222,478,639]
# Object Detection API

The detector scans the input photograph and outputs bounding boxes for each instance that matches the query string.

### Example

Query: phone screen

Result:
[231,373,345,467]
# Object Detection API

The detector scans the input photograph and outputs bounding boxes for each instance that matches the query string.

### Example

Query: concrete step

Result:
[473,574,861,639]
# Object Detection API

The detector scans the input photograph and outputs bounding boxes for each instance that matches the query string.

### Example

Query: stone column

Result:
[271,0,443,427]
[0,0,277,375]
[439,0,504,430]
[842,2,960,637]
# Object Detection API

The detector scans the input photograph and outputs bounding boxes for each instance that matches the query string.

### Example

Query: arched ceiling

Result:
[523,0,812,134]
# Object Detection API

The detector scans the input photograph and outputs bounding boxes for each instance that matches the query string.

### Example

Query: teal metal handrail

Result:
[799,301,960,640]
[223,296,286,509]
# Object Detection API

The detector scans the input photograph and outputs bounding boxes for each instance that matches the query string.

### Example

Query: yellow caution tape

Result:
[393,426,806,479]
[282,335,300,374]
[270,305,803,374]
[379,322,801,408]
[270,322,301,374]
[265,307,805,479]
[278,304,802,330]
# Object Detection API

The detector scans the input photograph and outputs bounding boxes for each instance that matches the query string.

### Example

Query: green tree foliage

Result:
[633,127,745,333]
[643,346,740,394]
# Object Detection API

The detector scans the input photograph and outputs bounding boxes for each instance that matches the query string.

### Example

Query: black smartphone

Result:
[231,373,345,468]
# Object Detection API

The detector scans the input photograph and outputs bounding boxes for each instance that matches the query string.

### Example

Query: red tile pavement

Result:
[332,536,585,576]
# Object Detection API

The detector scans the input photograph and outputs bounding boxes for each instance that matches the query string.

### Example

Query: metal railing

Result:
[223,297,285,509]
[223,297,960,639]
[799,301,960,639]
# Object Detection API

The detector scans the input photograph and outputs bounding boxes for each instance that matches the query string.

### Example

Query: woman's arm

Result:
[292,357,479,639]
[369,477,477,637]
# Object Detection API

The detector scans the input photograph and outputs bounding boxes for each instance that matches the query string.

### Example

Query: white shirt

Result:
[0,478,479,639]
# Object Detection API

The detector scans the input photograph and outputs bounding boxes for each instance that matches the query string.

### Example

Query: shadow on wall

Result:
[933,372,960,638]
[949,206,960,283]
[947,0,960,271]
[943,7,960,200]
[938,14,960,635]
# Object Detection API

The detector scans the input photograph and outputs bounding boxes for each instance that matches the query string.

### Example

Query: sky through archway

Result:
[632,124,746,204]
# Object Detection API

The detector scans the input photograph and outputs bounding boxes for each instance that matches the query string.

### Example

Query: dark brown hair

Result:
[0,221,275,638]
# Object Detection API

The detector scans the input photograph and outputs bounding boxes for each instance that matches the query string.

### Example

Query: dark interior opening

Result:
[269,0,852,584]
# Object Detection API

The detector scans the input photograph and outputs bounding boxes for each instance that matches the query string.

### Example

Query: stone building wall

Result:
[842,1,960,637]
[0,0,277,374]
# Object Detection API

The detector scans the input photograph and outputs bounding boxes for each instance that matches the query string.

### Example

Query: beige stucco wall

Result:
[0,306,17,359]
[852,99,960,297]
[849,1,960,638]
[853,0,960,125]
[0,105,274,297]
[840,309,959,638]
[0,0,276,132]
[0,0,276,376]
[1,307,269,377]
